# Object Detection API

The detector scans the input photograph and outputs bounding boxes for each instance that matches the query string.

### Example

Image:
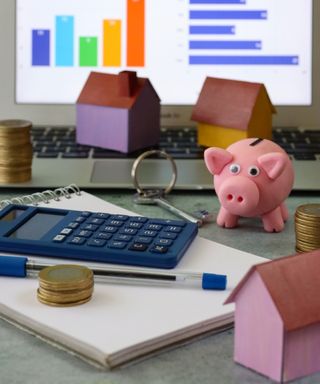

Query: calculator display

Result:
[9,212,65,240]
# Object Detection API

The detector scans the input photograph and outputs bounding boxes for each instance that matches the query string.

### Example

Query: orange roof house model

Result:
[225,249,320,383]
[76,71,160,153]
[191,77,276,149]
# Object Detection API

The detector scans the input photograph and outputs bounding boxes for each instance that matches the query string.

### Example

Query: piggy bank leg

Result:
[217,206,239,228]
[280,202,289,222]
[262,206,285,233]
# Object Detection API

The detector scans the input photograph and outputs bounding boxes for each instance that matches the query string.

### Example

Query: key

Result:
[133,190,204,226]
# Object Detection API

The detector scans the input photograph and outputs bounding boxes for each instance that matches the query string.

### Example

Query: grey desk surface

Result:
[0,189,320,384]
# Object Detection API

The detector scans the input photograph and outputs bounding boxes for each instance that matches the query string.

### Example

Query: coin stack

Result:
[0,119,33,183]
[37,265,94,307]
[295,204,320,253]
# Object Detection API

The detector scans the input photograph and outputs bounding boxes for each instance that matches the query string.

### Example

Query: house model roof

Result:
[225,249,320,331]
[191,77,275,131]
[77,71,159,109]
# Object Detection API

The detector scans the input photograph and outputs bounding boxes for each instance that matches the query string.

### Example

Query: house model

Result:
[225,248,320,383]
[76,71,160,153]
[191,77,275,149]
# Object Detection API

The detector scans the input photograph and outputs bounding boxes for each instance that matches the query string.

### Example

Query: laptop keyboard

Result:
[32,126,320,161]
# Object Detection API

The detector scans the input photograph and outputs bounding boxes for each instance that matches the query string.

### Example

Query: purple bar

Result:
[189,25,235,34]
[189,55,299,65]
[32,29,50,66]
[190,10,267,19]
[189,40,261,49]
[190,0,245,3]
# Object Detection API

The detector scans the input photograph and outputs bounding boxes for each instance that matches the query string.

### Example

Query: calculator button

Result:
[155,238,173,246]
[140,230,157,237]
[67,222,79,229]
[159,232,178,240]
[75,216,86,223]
[107,220,124,227]
[164,226,182,233]
[60,228,73,235]
[150,219,186,227]
[87,238,107,247]
[82,224,99,231]
[135,236,153,244]
[127,222,143,229]
[68,236,86,245]
[53,234,66,242]
[80,211,91,217]
[129,243,148,252]
[109,215,129,221]
[129,216,147,223]
[150,245,169,254]
[120,228,138,235]
[75,230,93,238]
[114,234,132,242]
[145,224,162,231]
[94,232,112,240]
[108,241,127,249]
[87,218,105,225]
[92,213,110,219]
[102,226,118,233]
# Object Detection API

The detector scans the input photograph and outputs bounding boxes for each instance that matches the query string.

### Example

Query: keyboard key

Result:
[150,245,168,254]
[108,241,127,249]
[87,238,107,247]
[129,243,148,252]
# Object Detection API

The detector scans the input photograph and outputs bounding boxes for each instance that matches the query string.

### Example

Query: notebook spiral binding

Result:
[0,184,81,209]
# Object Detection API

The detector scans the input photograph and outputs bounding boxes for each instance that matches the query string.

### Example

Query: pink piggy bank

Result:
[204,138,294,232]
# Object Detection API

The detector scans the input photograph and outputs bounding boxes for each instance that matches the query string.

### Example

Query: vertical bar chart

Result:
[103,20,121,67]
[127,0,145,67]
[55,16,74,66]
[79,37,98,67]
[32,30,50,66]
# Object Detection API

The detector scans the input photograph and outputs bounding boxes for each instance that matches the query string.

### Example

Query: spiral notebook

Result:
[0,185,267,368]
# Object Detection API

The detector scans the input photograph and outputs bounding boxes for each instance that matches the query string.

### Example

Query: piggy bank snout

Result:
[218,176,259,215]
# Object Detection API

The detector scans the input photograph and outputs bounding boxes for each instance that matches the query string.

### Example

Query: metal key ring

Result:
[131,150,177,196]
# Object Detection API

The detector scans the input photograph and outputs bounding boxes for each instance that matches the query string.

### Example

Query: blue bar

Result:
[190,0,245,3]
[189,55,299,65]
[189,40,261,49]
[189,25,235,34]
[190,10,267,19]
[55,16,74,66]
[32,29,50,66]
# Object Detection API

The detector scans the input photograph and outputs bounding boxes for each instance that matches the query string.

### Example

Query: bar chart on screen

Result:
[16,0,311,105]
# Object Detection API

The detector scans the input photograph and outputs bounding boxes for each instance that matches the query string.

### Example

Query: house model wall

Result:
[191,77,275,149]
[76,71,160,153]
[225,249,320,382]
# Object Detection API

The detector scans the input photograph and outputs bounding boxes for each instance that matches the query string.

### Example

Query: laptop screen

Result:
[16,0,312,106]
[0,0,318,127]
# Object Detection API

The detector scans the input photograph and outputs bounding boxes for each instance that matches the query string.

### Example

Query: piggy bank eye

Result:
[248,166,260,177]
[229,163,241,174]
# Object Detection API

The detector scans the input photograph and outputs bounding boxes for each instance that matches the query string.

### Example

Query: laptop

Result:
[0,0,319,191]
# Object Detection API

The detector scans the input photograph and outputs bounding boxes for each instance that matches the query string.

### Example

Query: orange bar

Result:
[127,0,145,67]
[103,19,121,67]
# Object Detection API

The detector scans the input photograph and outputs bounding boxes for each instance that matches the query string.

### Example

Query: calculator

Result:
[0,204,198,269]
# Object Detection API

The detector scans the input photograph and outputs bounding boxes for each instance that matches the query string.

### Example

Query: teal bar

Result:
[55,15,74,66]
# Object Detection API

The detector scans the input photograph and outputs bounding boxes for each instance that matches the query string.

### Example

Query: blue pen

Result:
[0,255,227,291]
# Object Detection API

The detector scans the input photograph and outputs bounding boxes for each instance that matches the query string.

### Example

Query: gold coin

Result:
[39,278,94,292]
[39,264,94,288]
[37,291,92,307]
[0,119,32,132]
[296,204,320,219]
[37,286,93,304]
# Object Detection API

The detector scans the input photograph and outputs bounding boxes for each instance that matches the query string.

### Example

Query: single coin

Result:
[39,264,94,287]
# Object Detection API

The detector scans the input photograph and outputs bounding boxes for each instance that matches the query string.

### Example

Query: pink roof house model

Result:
[191,77,275,149]
[225,249,320,382]
[76,71,160,153]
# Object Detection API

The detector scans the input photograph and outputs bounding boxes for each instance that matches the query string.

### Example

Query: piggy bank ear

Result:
[204,147,233,175]
[257,152,287,180]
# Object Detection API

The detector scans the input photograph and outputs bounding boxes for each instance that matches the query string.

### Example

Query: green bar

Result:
[79,37,98,66]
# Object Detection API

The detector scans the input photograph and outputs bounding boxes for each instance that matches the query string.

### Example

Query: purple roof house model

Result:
[76,71,160,153]
[225,249,320,382]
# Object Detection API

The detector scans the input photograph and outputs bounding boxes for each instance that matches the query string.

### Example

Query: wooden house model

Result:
[191,77,275,149]
[225,249,320,382]
[76,71,160,153]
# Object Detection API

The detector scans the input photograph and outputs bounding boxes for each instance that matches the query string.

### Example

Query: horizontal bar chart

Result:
[189,55,299,65]
[190,10,267,19]
[189,25,235,34]
[189,40,261,49]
